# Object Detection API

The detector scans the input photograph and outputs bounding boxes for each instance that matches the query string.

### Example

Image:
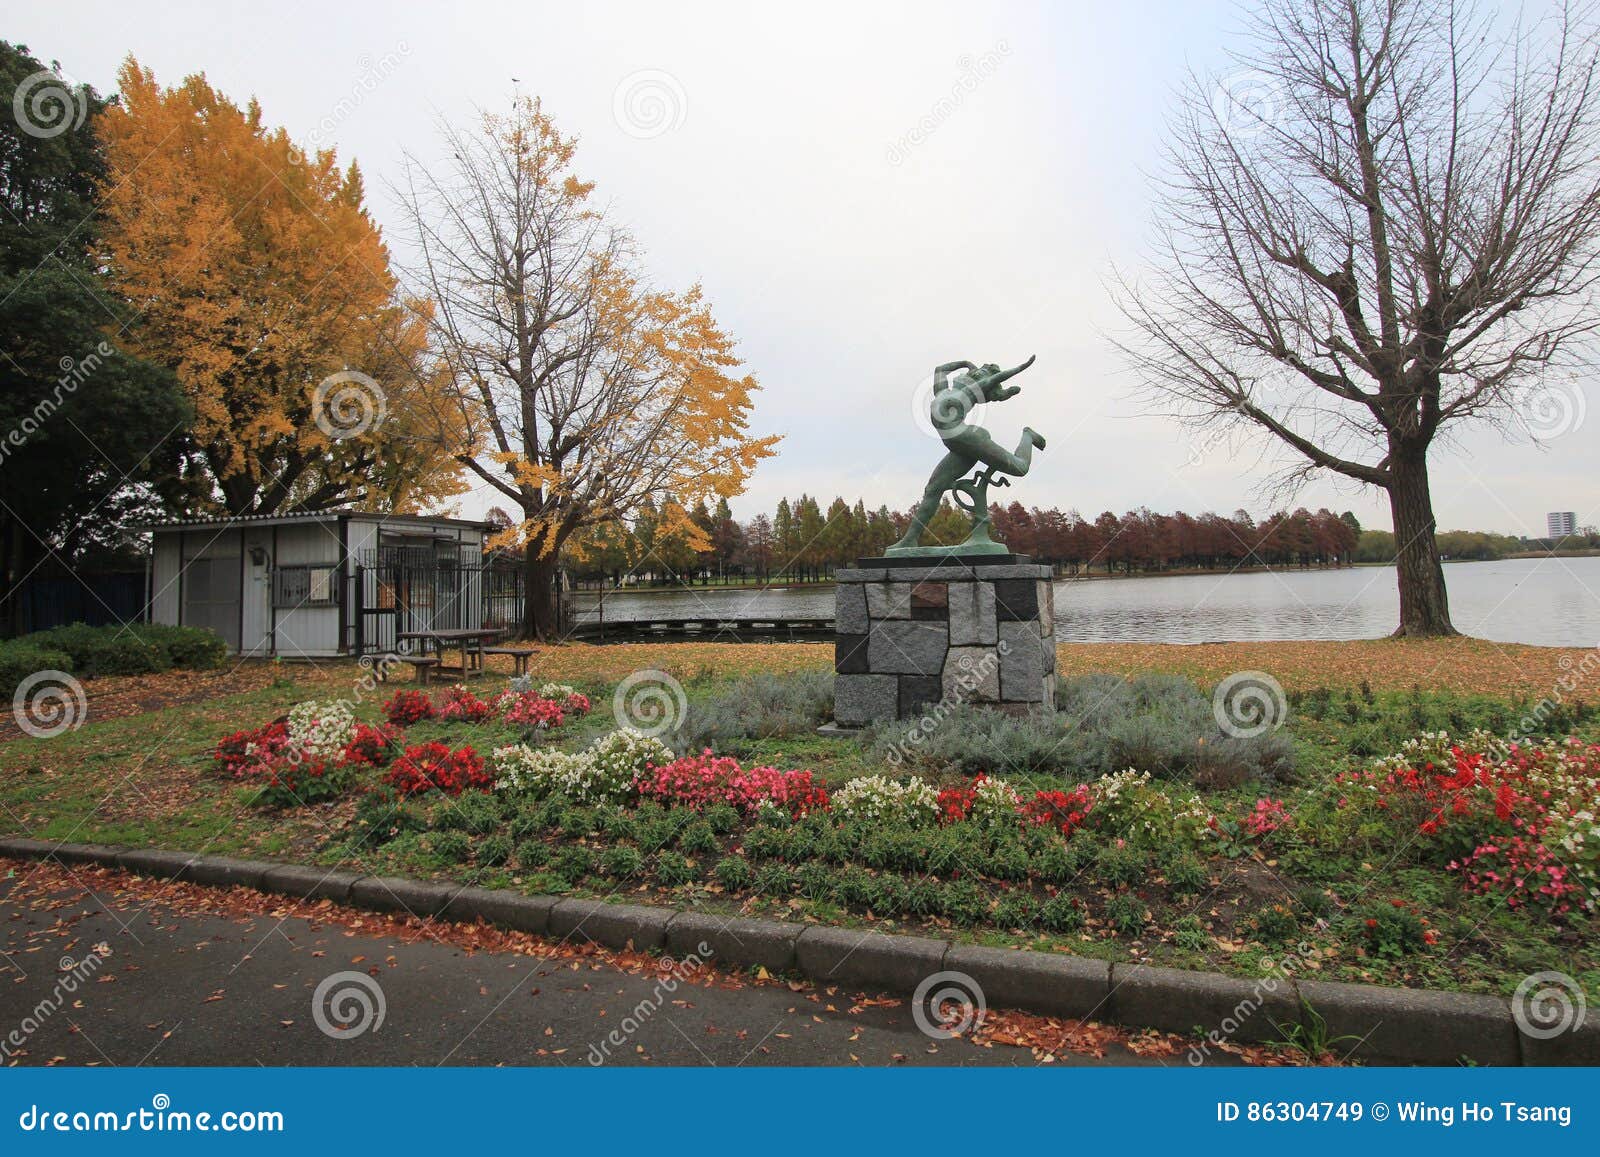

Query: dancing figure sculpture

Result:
[886,356,1047,557]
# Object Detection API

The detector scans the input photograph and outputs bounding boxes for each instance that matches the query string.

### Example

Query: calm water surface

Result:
[570,557,1600,647]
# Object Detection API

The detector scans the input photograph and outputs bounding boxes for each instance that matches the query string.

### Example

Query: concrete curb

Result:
[2,836,1588,1066]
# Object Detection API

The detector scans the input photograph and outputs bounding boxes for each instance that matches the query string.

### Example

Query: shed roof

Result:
[139,511,491,533]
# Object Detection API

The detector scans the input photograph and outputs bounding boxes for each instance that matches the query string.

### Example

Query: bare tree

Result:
[1116,0,1600,635]
[394,97,775,638]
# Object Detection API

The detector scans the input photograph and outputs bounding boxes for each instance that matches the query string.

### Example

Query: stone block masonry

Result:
[832,557,1056,725]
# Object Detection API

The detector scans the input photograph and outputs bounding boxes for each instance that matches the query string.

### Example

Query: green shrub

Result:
[984,841,1031,882]
[516,839,551,869]
[714,855,752,890]
[993,890,1039,929]
[1172,913,1211,950]
[702,803,740,835]
[132,624,228,670]
[669,671,834,753]
[1164,853,1208,894]
[1040,891,1085,932]
[477,834,513,866]
[551,845,594,883]
[453,792,503,835]
[533,797,570,828]
[924,829,969,876]
[1355,901,1428,958]
[871,673,1295,786]
[871,875,909,916]
[0,641,75,698]
[677,821,721,856]
[834,866,875,907]
[24,623,223,678]
[754,862,794,896]
[595,807,639,841]
[796,862,832,900]
[559,807,596,838]
[940,879,989,926]
[906,876,943,916]
[346,787,423,848]
[1095,842,1145,888]
[653,851,699,886]
[743,825,787,861]
[428,830,472,863]
[601,845,644,878]
[1105,892,1147,935]
[1295,887,1335,919]
[1034,843,1079,885]
[1249,902,1301,943]
[509,808,546,841]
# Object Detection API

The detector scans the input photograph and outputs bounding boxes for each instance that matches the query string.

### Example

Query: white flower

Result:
[491,727,675,805]
[833,775,939,826]
[285,699,357,760]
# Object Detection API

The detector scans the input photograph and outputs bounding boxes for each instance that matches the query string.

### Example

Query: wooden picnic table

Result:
[396,628,503,677]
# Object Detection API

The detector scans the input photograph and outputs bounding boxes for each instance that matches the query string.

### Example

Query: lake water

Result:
[570,557,1600,647]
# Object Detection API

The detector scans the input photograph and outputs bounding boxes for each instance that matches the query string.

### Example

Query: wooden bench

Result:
[481,645,539,677]
[408,656,443,685]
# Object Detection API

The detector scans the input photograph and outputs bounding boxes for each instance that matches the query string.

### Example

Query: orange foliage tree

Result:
[396,97,777,638]
[97,59,465,516]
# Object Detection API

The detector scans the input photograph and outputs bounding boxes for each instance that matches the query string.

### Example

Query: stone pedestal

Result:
[832,556,1056,726]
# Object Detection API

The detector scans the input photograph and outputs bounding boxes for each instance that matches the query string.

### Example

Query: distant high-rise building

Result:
[1548,511,1577,539]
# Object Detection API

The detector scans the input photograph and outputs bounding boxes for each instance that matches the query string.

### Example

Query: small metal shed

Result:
[143,512,492,658]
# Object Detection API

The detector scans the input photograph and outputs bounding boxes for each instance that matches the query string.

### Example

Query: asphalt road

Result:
[0,865,1186,1068]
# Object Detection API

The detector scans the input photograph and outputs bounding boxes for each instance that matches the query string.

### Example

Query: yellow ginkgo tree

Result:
[97,59,466,517]
[396,97,777,639]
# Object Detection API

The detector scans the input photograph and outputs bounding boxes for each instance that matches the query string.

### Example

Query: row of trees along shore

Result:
[556,500,1368,585]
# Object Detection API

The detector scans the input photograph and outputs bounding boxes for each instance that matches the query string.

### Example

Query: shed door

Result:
[182,555,241,651]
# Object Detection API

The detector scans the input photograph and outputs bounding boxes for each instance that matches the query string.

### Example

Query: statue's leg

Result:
[889,450,976,548]
[962,430,1043,478]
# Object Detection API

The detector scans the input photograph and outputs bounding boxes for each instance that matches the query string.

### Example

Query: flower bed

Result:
[194,670,1596,996]
[1330,732,1600,913]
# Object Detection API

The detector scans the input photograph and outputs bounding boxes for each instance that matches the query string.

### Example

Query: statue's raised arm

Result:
[981,354,1036,401]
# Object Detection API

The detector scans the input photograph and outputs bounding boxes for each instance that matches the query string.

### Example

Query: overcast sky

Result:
[14,0,1597,536]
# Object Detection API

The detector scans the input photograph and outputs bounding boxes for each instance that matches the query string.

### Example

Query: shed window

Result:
[273,565,339,608]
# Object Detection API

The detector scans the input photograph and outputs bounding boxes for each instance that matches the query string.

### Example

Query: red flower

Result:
[383,742,491,797]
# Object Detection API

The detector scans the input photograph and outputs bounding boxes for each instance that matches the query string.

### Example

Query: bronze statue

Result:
[886,356,1046,557]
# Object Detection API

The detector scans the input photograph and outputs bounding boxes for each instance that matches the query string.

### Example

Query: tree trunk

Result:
[521,546,559,641]
[1387,450,1457,637]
